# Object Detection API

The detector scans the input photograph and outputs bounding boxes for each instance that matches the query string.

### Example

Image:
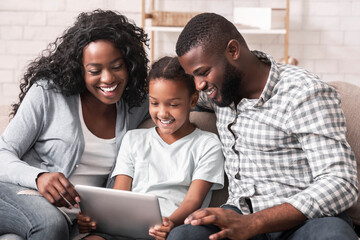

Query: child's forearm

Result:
[113,175,132,190]
[169,199,204,226]
[169,180,213,226]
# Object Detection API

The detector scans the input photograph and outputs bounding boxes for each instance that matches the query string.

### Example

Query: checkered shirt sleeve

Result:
[284,78,358,218]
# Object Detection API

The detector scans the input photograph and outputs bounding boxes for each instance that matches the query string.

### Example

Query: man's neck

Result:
[239,53,270,100]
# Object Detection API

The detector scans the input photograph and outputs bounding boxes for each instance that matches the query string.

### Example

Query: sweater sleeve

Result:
[0,83,48,189]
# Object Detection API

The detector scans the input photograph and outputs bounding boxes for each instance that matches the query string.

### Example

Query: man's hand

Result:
[36,172,80,208]
[185,204,307,240]
[77,211,97,233]
[184,207,254,240]
[149,217,175,240]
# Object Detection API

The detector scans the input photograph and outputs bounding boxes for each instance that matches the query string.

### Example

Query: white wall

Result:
[0,0,359,106]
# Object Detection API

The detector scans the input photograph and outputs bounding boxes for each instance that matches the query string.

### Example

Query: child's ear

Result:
[190,91,199,109]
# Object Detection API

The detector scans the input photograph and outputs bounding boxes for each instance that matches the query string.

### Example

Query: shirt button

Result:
[75,165,79,168]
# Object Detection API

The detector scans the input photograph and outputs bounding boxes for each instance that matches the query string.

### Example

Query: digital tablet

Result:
[75,184,162,239]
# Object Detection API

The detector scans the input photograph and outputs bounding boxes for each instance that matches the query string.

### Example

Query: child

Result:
[77,56,225,239]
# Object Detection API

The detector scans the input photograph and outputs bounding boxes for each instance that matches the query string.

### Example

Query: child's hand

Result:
[149,217,175,240]
[77,211,97,233]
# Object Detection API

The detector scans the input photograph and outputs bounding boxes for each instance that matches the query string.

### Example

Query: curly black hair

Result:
[176,12,246,57]
[147,56,196,96]
[11,9,149,116]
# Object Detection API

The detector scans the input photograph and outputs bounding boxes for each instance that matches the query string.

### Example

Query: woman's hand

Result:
[149,217,175,240]
[77,211,97,233]
[36,172,80,208]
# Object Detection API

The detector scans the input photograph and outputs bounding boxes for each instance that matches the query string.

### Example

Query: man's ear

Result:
[226,39,240,60]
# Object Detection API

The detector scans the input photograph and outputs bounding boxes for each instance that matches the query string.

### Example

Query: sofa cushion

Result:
[329,81,360,225]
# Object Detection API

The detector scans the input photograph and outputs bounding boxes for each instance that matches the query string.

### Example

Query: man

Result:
[168,12,358,240]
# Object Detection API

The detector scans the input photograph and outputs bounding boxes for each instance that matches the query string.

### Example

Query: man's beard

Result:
[213,61,242,107]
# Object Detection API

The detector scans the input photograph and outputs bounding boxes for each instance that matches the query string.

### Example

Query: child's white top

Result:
[111,127,224,217]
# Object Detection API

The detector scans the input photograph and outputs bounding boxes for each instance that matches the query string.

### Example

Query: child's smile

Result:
[159,118,175,125]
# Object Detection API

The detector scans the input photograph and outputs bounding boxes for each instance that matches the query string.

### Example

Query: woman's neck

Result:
[80,91,116,116]
[80,91,117,139]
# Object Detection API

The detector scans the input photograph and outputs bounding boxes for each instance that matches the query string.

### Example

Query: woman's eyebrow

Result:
[110,57,123,64]
[85,57,123,67]
[85,63,101,67]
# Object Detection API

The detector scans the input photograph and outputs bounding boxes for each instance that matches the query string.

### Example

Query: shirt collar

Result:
[249,50,280,107]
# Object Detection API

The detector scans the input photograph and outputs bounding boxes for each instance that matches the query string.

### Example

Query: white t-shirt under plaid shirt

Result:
[197,50,358,219]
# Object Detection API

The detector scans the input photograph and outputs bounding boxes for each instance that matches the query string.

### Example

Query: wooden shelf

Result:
[146,26,286,35]
[142,0,290,63]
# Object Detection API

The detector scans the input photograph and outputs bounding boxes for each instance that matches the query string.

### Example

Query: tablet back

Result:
[75,185,162,239]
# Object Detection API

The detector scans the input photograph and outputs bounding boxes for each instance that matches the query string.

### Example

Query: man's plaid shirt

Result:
[197,51,358,218]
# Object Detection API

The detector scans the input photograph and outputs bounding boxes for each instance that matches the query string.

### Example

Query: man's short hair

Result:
[176,12,246,57]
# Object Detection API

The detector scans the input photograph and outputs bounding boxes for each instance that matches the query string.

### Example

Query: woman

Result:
[0,9,149,239]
